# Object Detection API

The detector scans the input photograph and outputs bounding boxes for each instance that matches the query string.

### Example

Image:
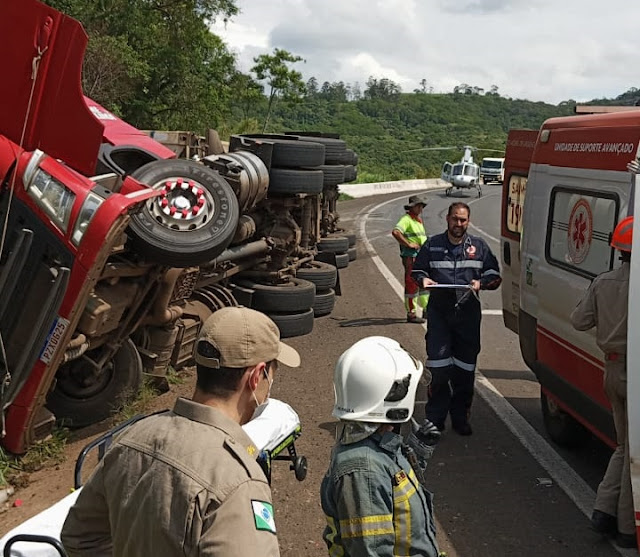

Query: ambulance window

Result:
[546,188,618,278]
[506,174,527,235]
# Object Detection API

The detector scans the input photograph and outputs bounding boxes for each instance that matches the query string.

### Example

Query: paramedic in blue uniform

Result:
[412,202,501,435]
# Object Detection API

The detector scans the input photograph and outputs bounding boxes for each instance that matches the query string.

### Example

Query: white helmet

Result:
[333,336,423,423]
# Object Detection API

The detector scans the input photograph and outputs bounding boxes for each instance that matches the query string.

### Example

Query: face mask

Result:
[251,367,273,419]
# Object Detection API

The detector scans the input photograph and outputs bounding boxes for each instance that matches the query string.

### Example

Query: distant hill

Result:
[266,90,637,182]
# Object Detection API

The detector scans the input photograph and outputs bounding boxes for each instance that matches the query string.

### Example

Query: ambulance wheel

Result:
[127,160,240,267]
[46,339,143,428]
[541,392,590,448]
[293,455,308,481]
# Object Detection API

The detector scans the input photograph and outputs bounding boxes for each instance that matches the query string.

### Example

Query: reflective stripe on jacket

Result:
[394,214,428,258]
[411,231,501,307]
[320,431,439,557]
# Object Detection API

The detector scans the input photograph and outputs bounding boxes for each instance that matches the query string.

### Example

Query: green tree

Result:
[251,48,305,131]
[45,0,239,129]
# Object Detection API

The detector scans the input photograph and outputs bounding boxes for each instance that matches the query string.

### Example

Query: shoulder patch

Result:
[393,470,408,486]
[252,500,276,534]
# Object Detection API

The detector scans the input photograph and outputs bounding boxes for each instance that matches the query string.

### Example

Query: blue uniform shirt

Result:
[411,231,501,307]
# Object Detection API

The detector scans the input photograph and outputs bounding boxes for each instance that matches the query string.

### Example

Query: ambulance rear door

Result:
[500,130,537,333]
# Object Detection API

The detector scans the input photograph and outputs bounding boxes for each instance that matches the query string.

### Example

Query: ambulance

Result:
[501,113,640,542]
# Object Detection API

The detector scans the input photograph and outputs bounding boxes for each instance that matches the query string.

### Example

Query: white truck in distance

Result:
[480,157,505,184]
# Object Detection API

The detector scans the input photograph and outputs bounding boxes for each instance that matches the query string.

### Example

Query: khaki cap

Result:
[194,307,300,369]
[404,195,428,210]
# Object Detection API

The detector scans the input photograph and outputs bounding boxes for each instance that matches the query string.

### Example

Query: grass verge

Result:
[0,428,69,489]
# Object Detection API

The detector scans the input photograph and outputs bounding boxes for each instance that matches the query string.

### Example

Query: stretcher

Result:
[1,398,304,557]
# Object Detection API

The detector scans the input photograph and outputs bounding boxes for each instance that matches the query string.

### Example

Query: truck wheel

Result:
[317,236,350,253]
[541,392,590,448]
[267,309,314,338]
[301,164,345,187]
[313,289,336,317]
[290,136,347,165]
[239,137,325,167]
[316,251,349,269]
[268,168,324,195]
[46,339,143,428]
[234,278,316,313]
[297,261,337,290]
[127,160,239,267]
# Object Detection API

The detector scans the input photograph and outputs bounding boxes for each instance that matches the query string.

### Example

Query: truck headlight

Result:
[27,168,76,232]
[71,192,104,246]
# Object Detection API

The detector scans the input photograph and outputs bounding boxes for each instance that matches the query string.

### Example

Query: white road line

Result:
[358,194,631,554]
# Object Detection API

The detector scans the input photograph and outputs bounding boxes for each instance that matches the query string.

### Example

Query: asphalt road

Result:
[1,185,631,557]
[269,186,626,557]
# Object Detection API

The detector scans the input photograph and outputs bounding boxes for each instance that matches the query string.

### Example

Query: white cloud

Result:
[212,0,640,104]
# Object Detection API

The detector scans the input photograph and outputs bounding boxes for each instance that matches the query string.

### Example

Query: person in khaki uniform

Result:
[61,306,300,557]
[571,216,635,549]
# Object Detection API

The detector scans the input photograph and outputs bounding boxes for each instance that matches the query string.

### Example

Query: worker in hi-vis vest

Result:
[392,195,430,323]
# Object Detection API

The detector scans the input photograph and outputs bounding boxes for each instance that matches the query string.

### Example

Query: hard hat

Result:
[611,216,633,252]
[332,336,423,423]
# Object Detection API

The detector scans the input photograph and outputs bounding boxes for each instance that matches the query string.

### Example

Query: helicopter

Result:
[408,145,505,198]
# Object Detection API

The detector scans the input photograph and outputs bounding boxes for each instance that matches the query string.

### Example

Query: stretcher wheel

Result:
[292,455,308,481]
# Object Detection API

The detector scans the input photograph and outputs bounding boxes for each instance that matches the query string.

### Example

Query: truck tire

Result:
[347,246,357,261]
[317,236,350,253]
[240,136,325,167]
[340,149,357,166]
[343,232,357,247]
[267,309,314,338]
[291,136,347,164]
[541,392,591,448]
[315,251,349,269]
[297,261,338,290]
[46,339,143,428]
[268,168,324,195]
[313,289,336,317]
[234,278,316,313]
[342,165,358,183]
[301,164,345,187]
[128,160,239,267]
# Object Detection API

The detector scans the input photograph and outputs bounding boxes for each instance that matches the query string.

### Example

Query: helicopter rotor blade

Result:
[404,146,459,153]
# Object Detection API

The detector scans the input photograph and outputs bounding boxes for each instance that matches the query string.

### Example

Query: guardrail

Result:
[339,178,446,198]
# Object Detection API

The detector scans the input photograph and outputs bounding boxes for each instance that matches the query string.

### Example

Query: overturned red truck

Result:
[0,0,358,453]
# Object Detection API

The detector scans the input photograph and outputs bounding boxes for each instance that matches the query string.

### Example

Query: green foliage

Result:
[0,428,68,488]
[251,48,306,131]
[44,0,239,130]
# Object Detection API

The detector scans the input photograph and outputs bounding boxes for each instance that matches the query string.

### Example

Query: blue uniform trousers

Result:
[425,299,481,429]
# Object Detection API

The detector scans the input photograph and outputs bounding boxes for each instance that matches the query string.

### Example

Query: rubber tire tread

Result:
[347,246,357,261]
[301,164,345,187]
[267,309,314,338]
[127,160,239,267]
[317,236,350,253]
[46,339,143,428]
[292,136,346,164]
[234,277,316,313]
[296,261,338,290]
[313,289,336,317]
[315,251,349,269]
[268,168,324,195]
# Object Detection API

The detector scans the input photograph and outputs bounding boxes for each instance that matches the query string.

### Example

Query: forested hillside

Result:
[44,0,640,181]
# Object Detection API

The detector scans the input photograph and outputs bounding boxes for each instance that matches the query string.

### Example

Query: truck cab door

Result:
[441,162,452,183]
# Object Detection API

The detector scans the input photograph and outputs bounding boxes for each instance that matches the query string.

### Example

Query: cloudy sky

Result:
[211,0,639,105]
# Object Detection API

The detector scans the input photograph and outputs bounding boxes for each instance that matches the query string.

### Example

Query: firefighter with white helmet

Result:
[320,336,440,557]
[571,215,635,548]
